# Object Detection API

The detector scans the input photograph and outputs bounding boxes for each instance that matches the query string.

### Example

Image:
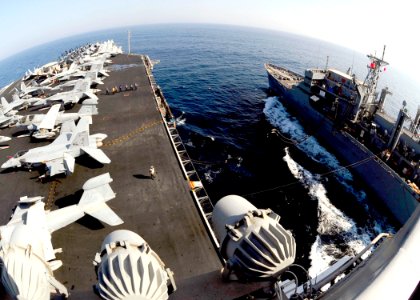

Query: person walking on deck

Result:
[149,165,156,180]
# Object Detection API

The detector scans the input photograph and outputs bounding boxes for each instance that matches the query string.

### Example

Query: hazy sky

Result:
[1,0,419,80]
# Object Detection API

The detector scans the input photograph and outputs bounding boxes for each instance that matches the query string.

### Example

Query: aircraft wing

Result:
[62,94,79,104]
[74,79,90,92]
[84,202,123,226]
[38,104,61,130]
[45,158,66,177]
[81,147,111,164]
[83,91,98,102]
[50,93,78,105]
[78,104,98,116]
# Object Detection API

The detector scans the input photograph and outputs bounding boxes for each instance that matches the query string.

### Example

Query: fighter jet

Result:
[0,173,124,299]
[17,81,55,98]
[0,136,11,150]
[0,112,17,128]
[23,61,61,81]
[34,78,100,106]
[0,100,21,128]
[1,116,110,177]
[15,101,98,139]
[1,97,20,116]
[0,135,11,142]
[38,62,80,85]
[1,94,42,114]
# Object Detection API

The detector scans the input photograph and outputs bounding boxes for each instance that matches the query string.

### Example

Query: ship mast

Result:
[128,30,131,54]
[361,45,389,111]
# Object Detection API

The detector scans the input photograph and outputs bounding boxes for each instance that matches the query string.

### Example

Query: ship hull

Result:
[267,71,290,96]
[266,69,418,225]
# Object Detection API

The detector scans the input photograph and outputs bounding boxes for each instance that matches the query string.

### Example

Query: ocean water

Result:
[0,24,413,276]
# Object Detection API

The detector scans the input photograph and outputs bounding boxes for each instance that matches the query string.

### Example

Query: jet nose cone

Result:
[2,158,17,169]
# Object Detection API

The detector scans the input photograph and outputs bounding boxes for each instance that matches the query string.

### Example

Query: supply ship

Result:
[0,40,418,299]
[265,47,420,298]
[266,47,419,224]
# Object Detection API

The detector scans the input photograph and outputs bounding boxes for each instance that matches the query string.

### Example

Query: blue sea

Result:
[0,24,415,275]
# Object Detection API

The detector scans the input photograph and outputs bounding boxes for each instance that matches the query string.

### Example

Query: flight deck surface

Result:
[0,54,263,299]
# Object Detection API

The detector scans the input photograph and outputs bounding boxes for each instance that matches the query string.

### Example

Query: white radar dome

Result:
[93,230,176,300]
[212,195,296,281]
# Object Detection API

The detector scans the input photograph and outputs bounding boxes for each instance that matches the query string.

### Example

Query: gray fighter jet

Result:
[15,101,98,139]
[34,78,99,106]
[1,116,110,177]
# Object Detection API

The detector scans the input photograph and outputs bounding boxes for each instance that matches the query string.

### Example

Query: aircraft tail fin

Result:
[69,62,77,71]
[75,116,90,134]
[70,116,90,147]
[60,120,76,134]
[1,97,9,109]
[38,104,60,130]
[20,81,27,92]
[79,173,123,226]
[12,94,20,103]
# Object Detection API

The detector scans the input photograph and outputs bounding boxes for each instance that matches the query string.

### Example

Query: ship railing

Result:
[142,55,220,250]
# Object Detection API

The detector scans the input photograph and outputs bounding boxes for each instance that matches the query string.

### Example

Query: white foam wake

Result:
[263,97,366,202]
[283,148,371,277]
[175,112,186,126]
[264,97,394,279]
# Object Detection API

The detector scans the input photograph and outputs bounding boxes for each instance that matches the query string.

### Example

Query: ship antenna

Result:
[128,30,131,55]
[358,45,389,119]
[381,45,386,60]
[325,56,329,71]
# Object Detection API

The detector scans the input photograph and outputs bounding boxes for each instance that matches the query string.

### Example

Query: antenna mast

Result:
[359,45,389,111]
[128,30,131,54]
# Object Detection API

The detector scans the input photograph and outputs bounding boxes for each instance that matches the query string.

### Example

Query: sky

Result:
[1,0,419,82]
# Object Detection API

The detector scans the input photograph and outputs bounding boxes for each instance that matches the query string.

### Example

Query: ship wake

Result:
[263,97,366,202]
[283,148,371,277]
[263,97,394,277]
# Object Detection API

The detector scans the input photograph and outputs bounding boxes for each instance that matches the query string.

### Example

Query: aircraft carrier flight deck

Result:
[0,53,263,299]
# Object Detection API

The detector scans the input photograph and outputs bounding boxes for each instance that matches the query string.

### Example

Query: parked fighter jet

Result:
[15,101,98,139]
[0,136,11,143]
[0,136,11,150]
[0,112,17,128]
[0,99,21,128]
[1,95,42,114]
[35,79,99,106]
[38,62,79,85]
[23,61,61,81]
[1,97,20,116]
[17,81,55,98]
[0,173,123,299]
[1,116,110,177]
